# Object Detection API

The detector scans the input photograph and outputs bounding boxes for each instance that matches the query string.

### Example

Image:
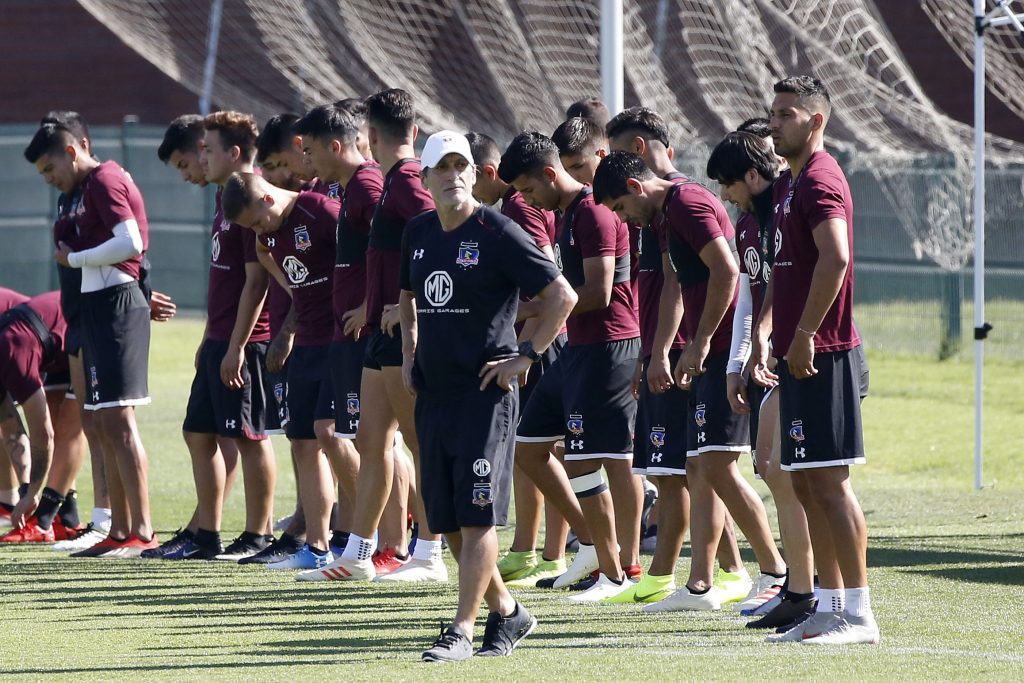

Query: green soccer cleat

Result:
[497,550,538,581]
[505,557,567,588]
[715,566,753,604]
[602,572,675,604]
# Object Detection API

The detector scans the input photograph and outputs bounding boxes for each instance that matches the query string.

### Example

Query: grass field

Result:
[2,318,1023,681]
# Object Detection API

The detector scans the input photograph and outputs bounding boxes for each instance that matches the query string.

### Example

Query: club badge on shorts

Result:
[472,483,492,508]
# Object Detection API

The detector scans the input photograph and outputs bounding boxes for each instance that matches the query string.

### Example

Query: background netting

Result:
[69,0,1024,357]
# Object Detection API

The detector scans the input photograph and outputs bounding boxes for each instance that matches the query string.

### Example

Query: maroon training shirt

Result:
[0,291,67,403]
[0,288,30,313]
[771,151,860,357]
[72,161,149,279]
[334,161,382,342]
[302,177,342,204]
[501,186,556,248]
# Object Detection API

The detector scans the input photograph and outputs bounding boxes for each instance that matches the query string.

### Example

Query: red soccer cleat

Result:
[0,518,56,543]
[52,518,86,541]
[101,533,160,558]
[372,548,409,576]
[70,534,129,558]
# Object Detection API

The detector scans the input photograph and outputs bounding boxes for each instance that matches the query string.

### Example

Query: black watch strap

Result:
[518,341,541,363]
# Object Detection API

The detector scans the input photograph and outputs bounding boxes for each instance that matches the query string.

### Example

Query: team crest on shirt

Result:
[472,483,493,508]
[568,227,575,246]
[327,182,341,199]
[649,427,666,449]
[90,366,99,387]
[567,414,584,435]
[294,226,312,251]
[346,393,360,416]
[783,191,794,216]
[694,404,707,428]
[789,420,805,442]
[274,383,284,404]
[219,218,231,231]
[456,242,480,268]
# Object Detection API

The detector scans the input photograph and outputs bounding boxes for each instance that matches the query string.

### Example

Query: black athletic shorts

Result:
[65,324,84,357]
[778,346,868,471]
[264,362,288,435]
[416,384,517,534]
[747,378,767,478]
[520,332,566,409]
[363,327,403,370]
[687,351,750,457]
[517,337,639,462]
[330,337,368,439]
[80,281,150,410]
[634,350,689,477]
[286,344,334,440]
[182,339,269,440]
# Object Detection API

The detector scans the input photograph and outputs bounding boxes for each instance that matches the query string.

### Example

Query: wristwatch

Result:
[518,340,541,363]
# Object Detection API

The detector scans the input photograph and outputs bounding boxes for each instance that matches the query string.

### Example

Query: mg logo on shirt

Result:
[282,255,309,284]
[744,246,760,279]
[554,244,563,271]
[424,270,453,307]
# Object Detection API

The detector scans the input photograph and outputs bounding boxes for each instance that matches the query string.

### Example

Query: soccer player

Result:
[499,132,640,602]
[402,130,574,662]
[334,98,373,160]
[318,89,445,583]
[708,128,818,629]
[26,123,157,557]
[566,96,611,131]
[757,76,877,644]
[256,113,312,191]
[222,171,356,573]
[593,151,786,611]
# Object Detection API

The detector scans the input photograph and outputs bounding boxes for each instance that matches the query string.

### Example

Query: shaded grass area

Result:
[1,319,1023,681]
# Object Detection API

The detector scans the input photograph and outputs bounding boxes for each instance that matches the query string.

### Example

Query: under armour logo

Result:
[795,447,807,459]
[413,249,425,260]
[570,440,584,450]
[226,419,237,429]
[267,237,276,247]
[92,392,99,401]
[349,419,359,431]
[697,431,706,443]
[650,452,663,463]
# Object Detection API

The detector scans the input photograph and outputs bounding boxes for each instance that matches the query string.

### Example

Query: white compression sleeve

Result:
[67,219,143,268]
[727,273,752,376]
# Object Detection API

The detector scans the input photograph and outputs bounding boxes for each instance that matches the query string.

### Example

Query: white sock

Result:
[341,533,374,561]
[412,538,442,562]
[0,488,16,506]
[845,586,872,618]
[817,588,845,613]
[92,507,112,532]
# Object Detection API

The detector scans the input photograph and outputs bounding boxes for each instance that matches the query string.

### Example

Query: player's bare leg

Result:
[447,528,516,640]
[683,456,725,590]
[98,407,152,540]
[236,437,277,535]
[606,458,642,570]
[350,368,396,540]
[292,439,334,551]
[509,463,542,553]
[378,447,409,554]
[45,393,86,494]
[648,475,689,576]
[69,353,109,509]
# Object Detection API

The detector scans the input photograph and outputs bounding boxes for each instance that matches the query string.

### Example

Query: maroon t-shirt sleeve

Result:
[803,172,849,229]
[241,226,259,264]
[90,172,138,227]
[353,172,383,234]
[0,335,43,404]
[574,203,619,258]
[392,170,434,222]
[502,193,554,249]
[668,191,725,254]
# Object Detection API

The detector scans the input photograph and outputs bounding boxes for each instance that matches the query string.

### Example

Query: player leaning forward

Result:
[400,132,575,662]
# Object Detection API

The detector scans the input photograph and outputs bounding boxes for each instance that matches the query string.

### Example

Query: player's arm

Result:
[726,273,753,414]
[256,243,290,293]
[675,235,738,382]
[257,243,295,373]
[8,388,53,528]
[0,396,29,483]
[750,267,777,387]
[571,255,615,315]
[785,218,849,379]
[648,251,684,394]
[398,290,418,397]
[221,261,270,388]
[516,245,557,330]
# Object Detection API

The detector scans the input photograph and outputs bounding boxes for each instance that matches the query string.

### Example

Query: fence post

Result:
[939,269,963,359]
[120,115,139,170]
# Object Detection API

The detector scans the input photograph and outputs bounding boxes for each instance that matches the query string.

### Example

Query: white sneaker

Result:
[567,573,633,602]
[52,525,108,552]
[552,543,599,588]
[801,612,880,645]
[374,556,448,582]
[748,593,782,617]
[734,573,785,612]
[642,585,723,612]
[766,611,842,643]
[295,555,375,582]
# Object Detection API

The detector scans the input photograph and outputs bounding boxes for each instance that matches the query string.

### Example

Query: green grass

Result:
[2,318,1023,680]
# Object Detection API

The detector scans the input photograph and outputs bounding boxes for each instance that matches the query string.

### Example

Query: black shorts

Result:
[286,344,334,441]
[363,327,403,370]
[520,332,566,409]
[517,337,639,462]
[747,378,767,478]
[264,363,288,435]
[634,350,689,477]
[687,351,750,457]
[330,338,368,439]
[416,385,517,534]
[65,324,84,357]
[182,339,269,440]
[778,346,868,471]
[80,281,150,411]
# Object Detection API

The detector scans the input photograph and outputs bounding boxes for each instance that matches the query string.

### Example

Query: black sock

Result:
[395,550,409,561]
[35,488,65,530]
[17,483,29,499]
[58,489,80,528]
[784,590,815,603]
[309,545,327,556]
[687,584,711,595]
[238,530,261,542]
[330,530,350,549]
[196,528,221,548]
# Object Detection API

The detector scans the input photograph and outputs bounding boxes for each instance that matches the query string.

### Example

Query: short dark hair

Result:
[552,116,605,157]
[773,76,831,115]
[204,110,259,161]
[24,123,77,163]
[294,105,358,145]
[364,88,415,140]
[334,97,367,125]
[706,132,779,186]
[465,132,500,167]
[40,110,90,143]
[498,131,560,184]
[255,113,299,162]
[736,117,771,138]
[592,151,655,204]
[604,106,670,148]
[158,114,206,162]
[566,97,610,130]
[221,172,264,222]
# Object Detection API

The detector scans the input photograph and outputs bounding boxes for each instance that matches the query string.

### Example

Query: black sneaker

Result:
[747,595,817,630]
[180,538,224,560]
[476,603,537,657]
[422,623,473,663]
[238,534,302,565]
[140,528,195,559]
[568,571,600,591]
[215,532,273,561]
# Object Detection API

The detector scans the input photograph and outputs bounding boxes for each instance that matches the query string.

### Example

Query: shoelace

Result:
[432,622,465,651]
[70,523,97,540]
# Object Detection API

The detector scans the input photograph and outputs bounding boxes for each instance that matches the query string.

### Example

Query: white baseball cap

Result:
[420,130,474,169]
